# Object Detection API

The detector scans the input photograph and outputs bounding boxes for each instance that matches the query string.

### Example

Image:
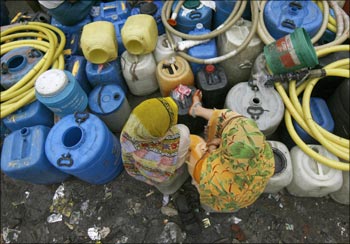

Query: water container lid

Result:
[183,0,200,9]
[35,69,68,97]
[140,2,158,15]
[88,84,125,115]
[205,64,215,73]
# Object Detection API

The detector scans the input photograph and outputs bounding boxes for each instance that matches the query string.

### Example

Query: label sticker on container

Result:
[276,35,301,68]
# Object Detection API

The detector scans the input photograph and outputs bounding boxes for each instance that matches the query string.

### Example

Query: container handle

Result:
[74,112,89,125]
[1,62,9,74]
[189,11,202,20]
[247,105,265,120]
[57,153,73,167]
[281,19,296,29]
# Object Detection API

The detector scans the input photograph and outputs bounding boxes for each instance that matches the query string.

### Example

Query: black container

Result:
[327,79,349,139]
[312,51,349,100]
[170,85,206,135]
[195,64,229,109]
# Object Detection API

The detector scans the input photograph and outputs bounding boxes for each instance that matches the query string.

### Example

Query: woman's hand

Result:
[207,138,221,153]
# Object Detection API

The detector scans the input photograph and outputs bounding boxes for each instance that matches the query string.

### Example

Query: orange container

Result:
[156,56,194,97]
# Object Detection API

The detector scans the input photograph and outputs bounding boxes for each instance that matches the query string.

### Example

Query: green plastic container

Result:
[264,28,318,74]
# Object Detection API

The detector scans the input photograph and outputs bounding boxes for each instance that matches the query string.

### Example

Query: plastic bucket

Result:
[264,28,318,74]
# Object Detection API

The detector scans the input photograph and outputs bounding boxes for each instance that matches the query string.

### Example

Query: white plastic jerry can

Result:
[264,140,293,194]
[330,170,349,205]
[287,145,343,197]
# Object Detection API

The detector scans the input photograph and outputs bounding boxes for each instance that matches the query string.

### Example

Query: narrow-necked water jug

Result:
[225,82,284,137]
[85,58,127,92]
[3,100,54,132]
[64,55,91,95]
[131,1,165,35]
[171,0,213,33]
[1,126,70,184]
[88,84,131,133]
[188,24,217,74]
[153,34,182,64]
[156,56,194,97]
[1,47,43,89]
[45,112,124,184]
[264,140,293,194]
[195,64,229,109]
[287,145,343,197]
[217,19,264,87]
[81,21,118,64]
[264,1,322,39]
[121,51,158,96]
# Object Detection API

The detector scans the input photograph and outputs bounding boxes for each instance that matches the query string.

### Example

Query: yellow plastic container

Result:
[121,14,158,55]
[156,56,194,97]
[80,21,118,64]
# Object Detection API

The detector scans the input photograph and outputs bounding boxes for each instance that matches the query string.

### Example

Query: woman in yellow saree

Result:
[187,90,275,212]
[120,97,190,195]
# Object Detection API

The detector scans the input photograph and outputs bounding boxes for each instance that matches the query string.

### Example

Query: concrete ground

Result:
[1,1,349,243]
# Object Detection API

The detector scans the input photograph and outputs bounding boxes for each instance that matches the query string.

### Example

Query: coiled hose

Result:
[275,45,350,171]
[161,0,260,64]
[0,21,65,118]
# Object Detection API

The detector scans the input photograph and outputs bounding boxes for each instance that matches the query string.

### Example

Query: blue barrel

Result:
[264,1,323,39]
[113,20,127,56]
[45,112,124,184]
[35,69,88,118]
[93,0,131,22]
[86,58,127,92]
[88,84,131,133]
[3,100,54,132]
[195,64,229,109]
[64,32,83,56]
[172,0,213,33]
[64,55,91,95]
[131,1,165,35]
[293,97,334,144]
[188,24,217,74]
[1,47,43,89]
[213,0,237,28]
[1,126,70,184]
[51,15,92,35]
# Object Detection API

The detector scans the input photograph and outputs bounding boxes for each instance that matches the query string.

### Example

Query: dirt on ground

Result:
[1,169,349,244]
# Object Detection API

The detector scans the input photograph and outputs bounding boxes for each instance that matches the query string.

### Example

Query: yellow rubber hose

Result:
[275,45,350,171]
[0,22,66,118]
